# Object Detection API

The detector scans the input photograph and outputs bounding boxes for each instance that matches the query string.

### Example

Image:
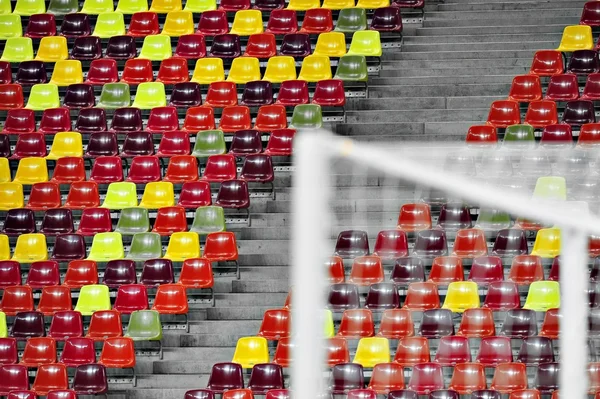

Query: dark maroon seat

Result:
[229,130,262,155]
[241,81,273,106]
[468,256,503,285]
[207,363,244,393]
[562,100,596,126]
[388,391,419,399]
[215,180,250,209]
[330,363,364,394]
[516,336,554,365]
[567,49,600,74]
[48,310,83,340]
[280,33,311,57]
[483,281,520,310]
[266,10,297,34]
[491,229,528,256]
[248,363,284,394]
[175,34,207,59]
[106,35,137,59]
[198,10,229,35]
[73,364,108,395]
[51,234,86,261]
[170,83,202,107]
[2,209,36,236]
[103,260,137,288]
[364,282,400,310]
[392,0,423,7]
[254,0,284,10]
[40,209,75,235]
[334,230,369,258]
[0,134,9,157]
[2,109,35,134]
[15,61,47,85]
[77,109,108,135]
[25,14,56,37]
[535,362,559,393]
[10,311,45,339]
[540,123,573,146]
[419,309,454,338]
[429,390,459,399]
[140,259,174,286]
[71,36,102,60]
[391,257,425,285]
[413,229,448,258]
[185,390,215,399]
[219,0,250,10]
[0,364,29,395]
[111,107,143,133]
[499,309,538,338]
[0,61,10,84]
[371,7,402,31]
[121,132,154,157]
[0,261,21,288]
[582,1,600,25]
[437,203,472,230]
[210,34,242,58]
[64,83,95,108]
[240,155,274,182]
[60,13,91,37]
[327,283,360,311]
[85,132,118,158]
[545,74,579,101]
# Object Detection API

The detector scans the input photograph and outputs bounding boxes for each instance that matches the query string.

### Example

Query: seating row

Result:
[487,99,600,128]
[510,72,600,102]
[465,123,600,147]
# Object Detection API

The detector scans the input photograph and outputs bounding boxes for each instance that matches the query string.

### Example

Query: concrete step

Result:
[369,83,511,98]
[378,66,529,77]
[403,33,562,44]
[416,24,567,36]
[348,96,498,111]
[382,58,534,68]
[425,9,581,21]
[439,1,587,11]
[344,109,488,123]
[401,41,558,51]
[423,16,579,27]
[383,49,538,60]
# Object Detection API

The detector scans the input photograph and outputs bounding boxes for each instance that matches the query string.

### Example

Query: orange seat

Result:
[524,100,558,128]
[178,258,215,289]
[491,363,528,393]
[397,203,431,231]
[403,282,440,310]
[393,336,430,366]
[99,337,136,368]
[203,231,238,262]
[325,337,350,366]
[428,256,464,285]
[152,283,189,314]
[1,285,34,315]
[376,309,414,339]
[452,228,488,258]
[337,309,374,338]
[367,362,405,394]
[449,362,487,394]
[327,256,345,283]
[348,256,384,286]
[20,337,57,367]
[456,308,495,338]
[487,100,521,128]
[257,308,291,340]
[86,310,123,341]
[508,74,542,102]
[37,286,72,316]
[32,363,69,395]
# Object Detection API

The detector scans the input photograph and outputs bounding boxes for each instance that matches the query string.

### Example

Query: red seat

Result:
[1,286,34,315]
[457,308,495,338]
[465,125,498,146]
[483,282,520,310]
[86,310,123,341]
[152,283,189,314]
[264,128,294,156]
[32,363,68,395]
[157,131,191,157]
[86,59,119,85]
[486,100,521,128]
[545,74,580,101]
[326,256,345,284]
[407,363,444,394]
[11,133,47,159]
[0,337,18,364]
[121,59,154,85]
[255,105,287,131]
[90,156,124,184]
[539,308,560,339]
[266,10,298,34]
[219,0,250,10]
[147,106,180,133]
[398,203,431,231]
[37,286,72,315]
[468,256,503,285]
[540,124,573,146]
[63,260,98,288]
[579,122,600,146]
[272,337,292,367]
[403,282,439,310]
[590,363,600,393]
[50,157,86,184]
[99,337,136,368]
[0,62,12,84]
[348,256,384,286]
[60,337,95,367]
[313,79,345,107]
[475,336,513,365]
[582,73,600,100]
[524,100,558,128]
[337,309,374,338]
[510,390,541,399]
[275,80,309,106]
[0,84,24,110]
[366,362,404,394]
[197,10,229,35]
[20,337,56,367]
[393,337,430,366]
[508,255,544,285]
[508,75,542,102]
[491,363,528,393]
[113,284,148,314]
[428,256,464,285]
[178,258,214,288]
[178,181,212,208]
[48,311,83,341]
[156,57,189,84]
[452,228,487,258]
[165,155,199,182]
[128,12,160,37]
[152,206,188,235]
[201,154,237,182]
[38,108,71,135]
[300,8,333,33]
[222,389,253,399]
[0,261,21,287]
[27,183,61,211]
[76,208,112,236]
[204,231,238,262]
[529,51,563,76]
[126,156,162,183]
[433,336,471,365]
[325,337,350,366]
[0,365,29,394]
[245,33,277,58]
[205,82,238,108]
[372,230,408,259]
[182,107,216,132]
[257,308,291,340]
[2,109,35,134]
[64,182,100,209]
[219,106,252,132]
[174,34,207,59]
[376,309,414,339]
[449,363,487,394]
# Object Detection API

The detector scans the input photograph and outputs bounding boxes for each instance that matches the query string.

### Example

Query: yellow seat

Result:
[532,176,566,201]
[523,281,560,311]
[25,83,60,110]
[298,55,331,82]
[322,309,334,338]
[0,0,12,14]
[12,233,48,263]
[92,11,126,38]
[0,158,10,182]
[232,336,269,368]
[139,181,175,208]
[87,232,125,262]
[227,57,261,84]
[314,32,347,57]
[442,281,480,313]
[14,157,48,184]
[183,0,215,12]
[101,182,138,209]
[13,0,45,15]
[46,132,83,160]
[35,36,68,62]
[115,0,148,13]
[230,10,263,35]
[0,235,10,260]
[287,0,319,10]
[1,37,33,62]
[531,227,561,258]
[49,60,83,86]
[353,337,390,367]
[150,0,181,12]
[74,284,111,316]
[191,58,224,84]
[0,312,7,337]
[347,30,382,57]
[138,34,172,61]
[132,82,167,109]
[0,182,23,210]
[0,15,22,39]
[80,0,113,13]
[162,11,194,36]
[262,55,297,83]
[356,0,388,7]
[557,25,594,52]
[322,0,353,9]
[163,232,200,261]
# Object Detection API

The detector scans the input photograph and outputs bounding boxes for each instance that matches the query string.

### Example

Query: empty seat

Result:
[500,309,537,338]
[419,308,454,338]
[106,35,137,59]
[275,80,309,107]
[63,260,98,288]
[0,15,24,40]
[364,283,399,310]
[335,8,366,32]
[266,9,297,34]
[540,124,573,147]
[330,363,364,394]
[174,34,206,58]
[313,79,345,106]
[490,363,528,393]
[487,100,521,127]
[476,336,513,365]
[0,183,23,210]
[163,232,200,261]
[1,286,34,315]
[428,256,464,285]
[562,99,596,126]
[535,362,559,393]
[138,34,172,60]
[101,182,138,209]
[337,309,374,338]
[491,229,528,256]
[87,309,122,340]
[228,57,261,84]
[126,232,162,260]
[26,260,60,288]
[413,229,447,258]
[398,203,431,231]
[540,307,560,339]
[280,33,311,57]
[207,363,244,393]
[139,182,175,208]
[407,363,444,394]
[128,11,159,36]
[232,336,269,369]
[557,25,593,51]
[85,132,117,157]
[10,311,45,338]
[1,38,33,63]
[0,260,21,286]
[434,335,471,365]
[15,61,47,86]
[403,282,439,310]
[98,83,131,108]
[12,133,46,160]
[87,232,125,261]
[74,285,111,316]
[20,336,56,366]
[582,73,600,100]
[2,209,36,237]
[64,182,100,209]
[178,181,212,208]
[0,337,18,364]
[25,83,60,110]
[517,336,554,365]
[0,84,24,109]
[12,233,47,263]
[353,337,390,367]
[442,281,479,313]
[157,132,191,157]
[90,156,124,184]
[568,50,600,75]
[124,309,163,345]
[452,229,487,258]
[162,10,194,36]
[50,234,86,262]
[73,364,108,396]
[132,82,167,109]
[263,56,297,83]
[121,59,153,85]
[523,281,560,311]
[152,206,188,235]
[245,33,277,58]
[327,283,360,311]
[314,32,346,57]
[524,100,558,128]
[334,230,369,258]
[468,256,503,285]
[2,109,35,134]
[508,255,543,285]
[457,308,495,338]
[169,82,202,108]
[531,228,561,258]
[483,281,520,310]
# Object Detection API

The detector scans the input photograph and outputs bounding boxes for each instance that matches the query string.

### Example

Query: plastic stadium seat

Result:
[176,181,211,209]
[189,206,225,235]
[157,131,191,157]
[86,232,125,262]
[169,82,202,107]
[567,50,600,75]
[352,337,389,368]
[371,7,401,31]
[196,10,227,35]
[0,182,23,210]
[289,104,322,128]
[151,206,187,236]
[96,83,131,108]
[125,309,163,344]
[84,131,117,158]
[174,34,206,59]
[2,109,34,134]
[403,282,439,310]
[313,32,346,57]
[539,308,560,339]
[200,155,236,182]
[218,0,249,10]
[45,132,82,160]
[20,337,56,367]
[62,83,96,108]
[131,81,166,109]
[101,182,138,209]
[0,260,21,286]
[80,0,112,13]
[128,11,159,36]
[1,286,34,315]
[482,282,520,311]
[58,13,89,36]
[73,364,108,395]
[398,203,431,231]
[517,336,554,365]
[26,260,60,288]
[47,311,82,341]
[91,12,125,38]
[2,209,36,237]
[40,210,75,235]
[363,283,398,310]
[530,227,560,258]
[336,309,373,338]
[442,281,479,313]
[491,229,528,257]
[312,79,345,106]
[325,283,359,311]
[468,256,503,285]
[138,34,172,60]
[562,99,596,126]
[207,363,244,393]
[149,0,181,12]
[582,1,600,25]
[26,14,57,38]
[0,337,18,363]
[287,0,318,10]
[86,310,122,341]
[457,308,495,338]
[11,133,46,160]
[392,260,427,286]
[139,258,173,285]
[364,363,405,394]
[254,105,286,131]
[0,14,22,40]
[490,363,528,394]
[449,363,487,394]
[411,229,448,258]
[63,182,99,209]
[183,0,215,11]
[34,37,68,63]
[426,256,462,285]
[465,125,497,146]
[274,80,308,107]
[116,0,147,12]
[436,203,471,230]
[475,336,513,365]
[73,285,110,317]
[103,259,135,288]
[192,130,226,158]
[522,281,560,311]
[346,30,381,57]
[154,59,188,85]
[523,100,558,128]
[0,37,33,63]
[110,109,143,135]
[266,9,297,34]
[10,311,45,338]
[406,363,444,395]
[227,57,261,84]
[0,364,30,394]
[211,35,243,59]
[0,84,24,109]
[298,55,331,82]
[508,75,542,102]
[243,33,276,58]
[259,56,294,84]
[241,81,273,106]
[506,255,542,285]
[330,363,364,394]
[0,62,10,85]
[230,336,269,369]
[191,59,224,85]
[160,231,199,261]
[582,74,600,100]
[98,336,136,371]
[262,129,294,156]
[539,124,573,148]
[23,83,58,110]
[105,35,137,59]
[280,32,311,57]
[434,336,471,366]
[486,100,520,128]
[62,261,98,289]
[163,10,194,36]
[126,232,162,260]
[145,107,179,133]
[11,233,47,263]
[69,36,101,61]
[334,8,366,32]
[331,230,368,258]
[88,156,122,184]
[82,60,116,85]
[138,182,175,208]
[535,363,559,393]
[112,284,148,313]
[370,230,408,259]
[416,309,452,338]
[557,25,593,51]
[213,180,249,211]
[451,228,486,258]
[228,130,262,155]
[499,309,537,338]
[229,10,263,35]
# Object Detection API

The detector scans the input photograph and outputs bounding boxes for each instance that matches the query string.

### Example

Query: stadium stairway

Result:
[120,1,582,397]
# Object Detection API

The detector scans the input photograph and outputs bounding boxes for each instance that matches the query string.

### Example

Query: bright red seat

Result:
[476,336,513,365]
[27,183,61,211]
[325,337,350,366]
[1,286,34,315]
[201,154,237,182]
[465,125,498,146]
[403,282,439,310]
[508,255,544,285]
[32,363,68,395]
[529,50,563,76]
[376,309,414,339]
[275,80,309,106]
[490,363,528,393]
[313,79,345,107]
[37,286,72,316]
[449,363,487,394]
[300,8,333,33]
[178,181,212,208]
[348,256,384,286]
[204,231,238,262]
[457,308,495,338]
[219,106,252,132]
[86,59,119,85]
[50,157,86,184]
[0,84,24,110]
[121,59,154,85]
[245,33,277,58]
[157,131,191,157]
[578,122,600,146]
[86,310,123,341]
[76,208,112,236]
[156,57,189,84]
[398,203,431,231]
[508,75,542,102]
[151,283,189,314]
[393,337,430,366]
[178,257,214,288]
[152,206,188,235]
[99,337,136,368]
[257,309,291,340]
[452,228,487,258]
[38,108,71,135]
[128,12,160,37]
[183,106,216,132]
[146,106,180,133]
[428,256,464,285]
[486,100,521,128]
[90,156,124,184]
[165,155,199,182]
[20,337,56,367]
[114,284,149,314]
[407,363,444,394]
[582,73,600,100]
[60,337,95,367]
[255,105,287,131]
[48,311,83,340]
[539,308,560,339]
[126,156,162,183]
[205,82,238,107]
[264,128,294,156]
[63,260,98,288]
[545,73,580,101]
[337,309,374,338]
[524,100,558,128]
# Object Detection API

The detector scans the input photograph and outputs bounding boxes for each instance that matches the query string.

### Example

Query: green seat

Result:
[503,124,535,148]
[102,182,138,209]
[47,0,79,14]
[0,15,22,39]
[115,207,150,234]
[126,310,163,340]
[138,34,172,61]
[25,83,60,110]
[80,0,113,13]
[335,8,367,33]
[190,206,226,234]
[127,232,163,260]
[183,0,215,12]
[475,208,512,231]
[334,55,368,81]
[97,83,131,108]
[1,37,33,62]
[532,176,566,201]
[13,0,45,15]
[115,0,148,13]
[74,284,111,316]
[131,82,166,109]
[290,104,322,129]
[0,0,11,14]
[347,30,382,57]
[92,12,126,38]
[523,281,560,311]
[0,311,6,338]
[87,232,125,261]
[192,130,226,157]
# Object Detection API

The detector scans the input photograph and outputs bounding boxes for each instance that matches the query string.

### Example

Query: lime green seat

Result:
[523,281,560,311]
[347,30,382,57]
[48,0,79,14]
[290,104,322,129]
[503,124,535,148]
[87,232,125,261]
[74,284,111,316]
[335,8,367,32]
[138,34,172,60]
[13,0,45,15]
[190,206,226,234]
[334,55,368,81]
[183,0,215,12]
[80,0,113,13]
[131,82,167,109]
[192,130,226,157]
[0,312,6,337]
[322,309,334,337]
[0,0,11,14]
[531,227,561,258]
[97,83,131,108]
[116,0,148,13]
[115,207,150,234]
[475,208,512,230]
[0,15,22,39]
[101,182,138,209]
[532,176,566,201]
[1,37,33,62]
[92,12,126,38]
[127,232,163,260]
[25,84,60,110]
